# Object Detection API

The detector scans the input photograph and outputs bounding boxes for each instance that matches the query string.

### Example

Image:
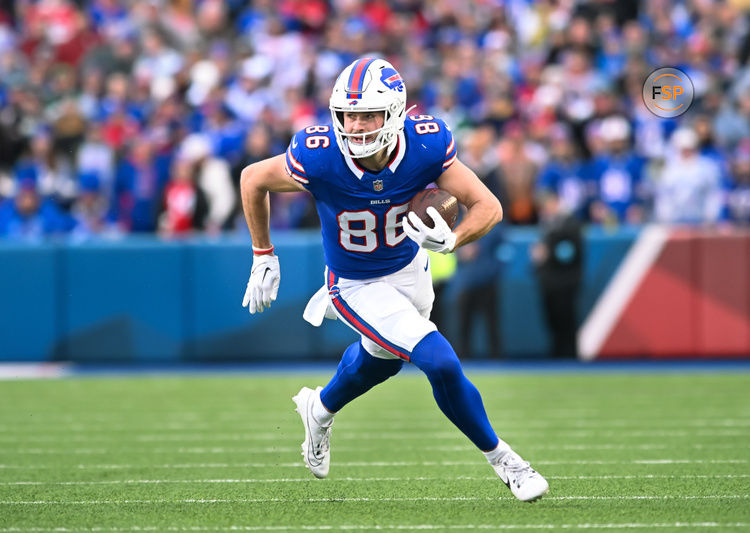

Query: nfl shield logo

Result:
[373,179,383,192]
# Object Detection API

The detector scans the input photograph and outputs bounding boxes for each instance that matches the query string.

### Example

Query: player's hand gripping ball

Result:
[408,188,458,229]
[403,188,459,254]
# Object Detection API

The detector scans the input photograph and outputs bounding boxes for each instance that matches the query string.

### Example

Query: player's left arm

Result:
[436,159,503,249]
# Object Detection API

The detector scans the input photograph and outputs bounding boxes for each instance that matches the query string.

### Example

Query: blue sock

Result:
[410,331,499,451]
[320,342,404,412]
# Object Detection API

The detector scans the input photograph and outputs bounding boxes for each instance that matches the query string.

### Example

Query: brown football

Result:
[408,188,459,229]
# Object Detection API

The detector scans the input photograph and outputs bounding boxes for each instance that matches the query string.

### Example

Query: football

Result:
[408,188,459,229]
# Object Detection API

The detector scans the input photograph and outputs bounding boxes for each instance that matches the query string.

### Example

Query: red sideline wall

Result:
[598,228,750,359]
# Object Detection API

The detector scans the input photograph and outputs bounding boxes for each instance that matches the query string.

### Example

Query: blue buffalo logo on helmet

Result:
[380,68,404,92]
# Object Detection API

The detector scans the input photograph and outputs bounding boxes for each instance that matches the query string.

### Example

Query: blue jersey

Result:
[284,115,457,279]
[586,153,645,221]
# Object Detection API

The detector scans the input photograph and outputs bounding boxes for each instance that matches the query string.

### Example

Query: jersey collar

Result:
[342,130,406,180]
[388,130,406,173]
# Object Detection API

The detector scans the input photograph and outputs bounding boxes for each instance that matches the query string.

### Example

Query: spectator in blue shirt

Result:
[536,124,591,221]
[586,116,646,225]
[70,171,119,240]
[0,179,71,241]
[112,139,166,232]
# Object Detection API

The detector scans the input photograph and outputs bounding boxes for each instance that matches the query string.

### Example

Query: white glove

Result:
[402,206,457,254]
[242,254,280,314]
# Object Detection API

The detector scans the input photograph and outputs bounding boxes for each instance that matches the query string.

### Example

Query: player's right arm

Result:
[239,153,307,314]
[239,154,306,250]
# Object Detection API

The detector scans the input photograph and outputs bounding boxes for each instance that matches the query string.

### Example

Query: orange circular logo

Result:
[642,68,694,118]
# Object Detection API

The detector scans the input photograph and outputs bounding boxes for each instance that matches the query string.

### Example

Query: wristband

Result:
[252,245,275,256]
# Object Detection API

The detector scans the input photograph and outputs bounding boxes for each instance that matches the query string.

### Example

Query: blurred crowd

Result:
[1,0,750,241]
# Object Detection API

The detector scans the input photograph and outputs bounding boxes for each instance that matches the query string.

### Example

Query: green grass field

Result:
[1,370,749,532]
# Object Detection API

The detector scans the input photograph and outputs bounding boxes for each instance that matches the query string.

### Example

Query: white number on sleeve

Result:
[409,114,440,134]
[415,122,440,134]
[306,135,330,149]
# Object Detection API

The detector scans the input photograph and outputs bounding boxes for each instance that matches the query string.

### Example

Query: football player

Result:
[240,58,548,502]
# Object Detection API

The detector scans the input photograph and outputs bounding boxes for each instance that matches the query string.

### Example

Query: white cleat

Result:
[292,386,332,479]
[492,450,549,502]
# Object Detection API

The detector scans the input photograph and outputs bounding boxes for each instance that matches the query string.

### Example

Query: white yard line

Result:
[2,474,748,486]
[0,442,746,454]
[0,428,746,447]
[1,495,748,505]
[0,459,746,470]
[0,523,748,531]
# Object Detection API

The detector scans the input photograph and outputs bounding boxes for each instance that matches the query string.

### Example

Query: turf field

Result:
[1,370,749,532]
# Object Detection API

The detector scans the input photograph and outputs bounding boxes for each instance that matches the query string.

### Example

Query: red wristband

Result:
[252,245,275,256]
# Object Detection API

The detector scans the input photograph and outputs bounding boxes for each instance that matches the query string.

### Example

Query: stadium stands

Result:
[0,0,749,240]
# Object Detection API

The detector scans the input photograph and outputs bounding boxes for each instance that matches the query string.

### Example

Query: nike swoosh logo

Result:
[292,136,298,149]
[305,407,324,465]
[424,259,429,271]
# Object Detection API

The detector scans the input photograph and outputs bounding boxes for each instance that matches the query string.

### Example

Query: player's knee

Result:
[411,331,464,383]
[341,342,402,388]
[427,352,464,383]
[359,344,404,380]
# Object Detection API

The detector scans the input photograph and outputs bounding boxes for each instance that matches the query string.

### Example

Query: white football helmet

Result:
[329,58,409,159]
